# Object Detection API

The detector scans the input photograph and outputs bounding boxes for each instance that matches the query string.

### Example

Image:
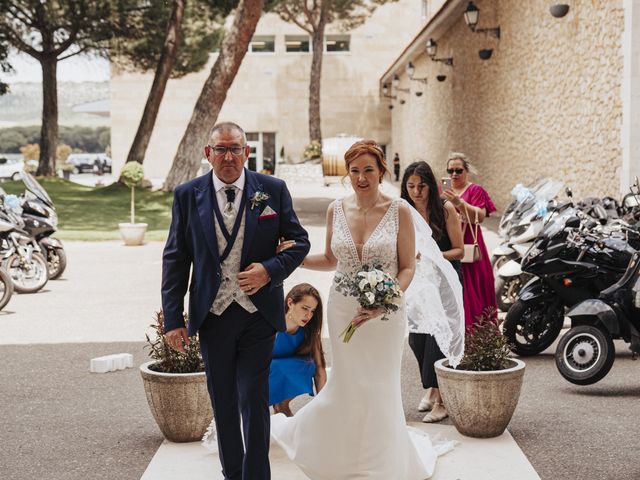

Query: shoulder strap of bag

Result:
[463,203,480,244]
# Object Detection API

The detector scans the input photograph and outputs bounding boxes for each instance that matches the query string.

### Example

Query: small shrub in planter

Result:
[144,311,204,373]
[457,309,512,372]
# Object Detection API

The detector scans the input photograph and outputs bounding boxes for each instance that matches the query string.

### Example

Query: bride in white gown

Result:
[270,140,462,479]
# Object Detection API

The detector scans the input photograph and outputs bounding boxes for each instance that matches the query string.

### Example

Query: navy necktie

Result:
[224,187,236,215]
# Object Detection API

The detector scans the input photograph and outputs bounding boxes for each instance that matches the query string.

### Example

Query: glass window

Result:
[285,35,310,53]
[249,36,275,53]
[325,35,350,53]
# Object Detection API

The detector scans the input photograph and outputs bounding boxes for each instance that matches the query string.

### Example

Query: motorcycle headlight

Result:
[523,246,542,263]
[49,210,58,228]
[27,201,47,217]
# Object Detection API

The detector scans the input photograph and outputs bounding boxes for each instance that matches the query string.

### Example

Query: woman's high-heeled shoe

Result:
[421,402,448,423]
[418,393,433,412]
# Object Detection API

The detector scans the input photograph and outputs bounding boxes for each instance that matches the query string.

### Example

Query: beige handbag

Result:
[461,204,481,263]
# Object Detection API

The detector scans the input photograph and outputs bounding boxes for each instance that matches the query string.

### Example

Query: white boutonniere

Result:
[250,190,270,210]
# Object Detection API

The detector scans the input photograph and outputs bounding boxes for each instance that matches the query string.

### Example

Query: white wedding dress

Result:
[271,198,454,480]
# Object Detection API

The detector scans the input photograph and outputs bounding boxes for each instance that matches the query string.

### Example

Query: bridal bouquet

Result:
[335,264,403,343]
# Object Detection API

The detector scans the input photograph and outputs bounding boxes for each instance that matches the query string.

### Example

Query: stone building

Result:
[382,0,639,209]
[110,0,431,181]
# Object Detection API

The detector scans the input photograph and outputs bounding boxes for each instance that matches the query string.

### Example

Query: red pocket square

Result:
[259,206,278,219]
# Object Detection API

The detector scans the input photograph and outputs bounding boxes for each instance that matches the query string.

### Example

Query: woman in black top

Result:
[401,161,464,423]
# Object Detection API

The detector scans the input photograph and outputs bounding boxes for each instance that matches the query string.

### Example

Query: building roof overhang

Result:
[379,0,468,89]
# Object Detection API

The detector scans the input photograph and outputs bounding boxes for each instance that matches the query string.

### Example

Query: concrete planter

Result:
[435,358,525,438]
[140,361,212,442]
[118,223,148,246]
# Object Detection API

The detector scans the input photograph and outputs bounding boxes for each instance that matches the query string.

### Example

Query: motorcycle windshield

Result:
[20,171,53,206]
[509,178,564,222]
[541,207,579,239]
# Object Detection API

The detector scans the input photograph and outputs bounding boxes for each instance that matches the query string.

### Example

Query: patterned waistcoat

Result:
[210,209,257,315]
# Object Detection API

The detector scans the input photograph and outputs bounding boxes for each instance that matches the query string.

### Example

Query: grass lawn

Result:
[2,177,173,241]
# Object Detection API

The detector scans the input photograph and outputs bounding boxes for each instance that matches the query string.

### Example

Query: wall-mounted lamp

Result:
[436,75,447,82]
[464,2,500,39]
[392,74,410,92]
[549,4,570,18]
[415,91,423,97]
[425,39,453,67]
[479,48,493,60]
[406,62,428,84]
[381,83,397,99]
[388,105,394,110]
[399,99,406,105]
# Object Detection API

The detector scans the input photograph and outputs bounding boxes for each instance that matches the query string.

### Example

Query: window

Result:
[285,35,310,53]
[249,35,275,53]
[325,35,350,53]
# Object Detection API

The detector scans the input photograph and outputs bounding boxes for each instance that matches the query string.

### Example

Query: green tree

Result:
[112,0,234,166]
[269,0,396,149]
[0,129,27,152]
[0,41,11,96]
[0,1,112,176]
[163,0,266,191]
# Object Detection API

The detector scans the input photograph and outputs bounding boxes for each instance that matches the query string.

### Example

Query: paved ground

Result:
[1,178,637,479]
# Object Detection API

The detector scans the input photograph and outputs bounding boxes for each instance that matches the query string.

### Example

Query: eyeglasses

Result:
[447,168,465,175]
[208,145,245,156]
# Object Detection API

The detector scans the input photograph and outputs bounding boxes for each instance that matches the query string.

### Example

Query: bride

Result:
[270,140,463,479]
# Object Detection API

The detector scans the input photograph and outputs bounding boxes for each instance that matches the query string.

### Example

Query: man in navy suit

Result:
[161,122,310,480]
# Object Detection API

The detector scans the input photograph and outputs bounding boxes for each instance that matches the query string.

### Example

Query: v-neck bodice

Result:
[331,198,400,276]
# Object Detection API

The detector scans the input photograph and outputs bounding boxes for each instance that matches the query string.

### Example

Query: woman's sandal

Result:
[421,402,448,423]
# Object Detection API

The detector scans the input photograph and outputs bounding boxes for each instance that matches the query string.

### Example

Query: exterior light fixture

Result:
[388,105,394,110]
[399,99,406,105]
[479,48,493,60]
[436,75,447,82]
[464,2,500,39]
[549,4,570,18]
[392,74,400,87]
[382,83,389,95]
[415,91,423,97]
[425,39,453,67]
[406,61,428,84]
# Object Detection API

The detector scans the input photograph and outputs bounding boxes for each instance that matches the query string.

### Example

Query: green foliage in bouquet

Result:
[145,311,204,374]
[458,308,512,371]
[303,140,322,160]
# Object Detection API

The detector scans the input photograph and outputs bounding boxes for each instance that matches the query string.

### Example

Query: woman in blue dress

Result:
[270,283,327,417]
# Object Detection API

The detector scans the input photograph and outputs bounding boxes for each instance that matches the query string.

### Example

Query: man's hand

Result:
[165,327,189,353]
[237,263,271,295]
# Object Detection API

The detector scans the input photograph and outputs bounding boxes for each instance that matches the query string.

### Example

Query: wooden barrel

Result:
[322,154,347,177]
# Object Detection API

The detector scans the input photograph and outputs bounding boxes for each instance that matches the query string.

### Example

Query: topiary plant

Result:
[144,310,204,374]
[457,308,512,371]
[120,161,144,224]
[303,140,322,161]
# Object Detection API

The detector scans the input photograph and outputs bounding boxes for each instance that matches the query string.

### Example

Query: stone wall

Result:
[389,0,625,210]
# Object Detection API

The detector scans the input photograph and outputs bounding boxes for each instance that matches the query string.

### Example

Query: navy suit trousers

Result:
[199,303,277,480]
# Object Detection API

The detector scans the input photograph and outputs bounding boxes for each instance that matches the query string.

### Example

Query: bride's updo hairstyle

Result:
[343,139,389,183]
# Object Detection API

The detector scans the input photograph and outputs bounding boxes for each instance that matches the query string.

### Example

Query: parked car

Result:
[66,153,112,174]
[0,157,26,181]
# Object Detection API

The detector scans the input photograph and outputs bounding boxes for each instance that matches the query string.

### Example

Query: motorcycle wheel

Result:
[3,252,49,294]
[495,275,524,312]
[503,299,564,356]
[46,247,67,280]
[555,325,615,385]
[0,267,14,310]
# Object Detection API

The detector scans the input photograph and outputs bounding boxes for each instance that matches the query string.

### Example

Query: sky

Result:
[1,52,110,83]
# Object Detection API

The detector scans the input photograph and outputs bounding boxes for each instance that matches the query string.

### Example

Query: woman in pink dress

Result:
[442,152,497,328]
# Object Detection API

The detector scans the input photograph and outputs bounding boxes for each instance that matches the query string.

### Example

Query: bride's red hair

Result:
[343,140,389,181]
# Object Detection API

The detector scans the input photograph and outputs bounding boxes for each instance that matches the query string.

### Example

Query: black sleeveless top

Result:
[432,201,462,282]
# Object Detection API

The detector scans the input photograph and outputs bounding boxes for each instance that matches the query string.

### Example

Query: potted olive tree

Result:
[140,311,213,442]
[435,310,525,438]
[118,161,147,245]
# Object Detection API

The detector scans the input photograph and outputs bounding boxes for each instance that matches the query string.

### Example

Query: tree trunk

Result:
[125,0,186,165]
[37,57,58,177]
[308,8,327,148]
[162,0,265,191]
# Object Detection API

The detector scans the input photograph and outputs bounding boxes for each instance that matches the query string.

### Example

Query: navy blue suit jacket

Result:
[161,169,310,336]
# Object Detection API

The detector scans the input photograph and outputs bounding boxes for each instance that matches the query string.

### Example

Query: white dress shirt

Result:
[212,169,245,215]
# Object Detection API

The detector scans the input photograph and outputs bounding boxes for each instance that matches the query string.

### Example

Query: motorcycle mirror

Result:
[565,187,573,198]
[566,216,581,228]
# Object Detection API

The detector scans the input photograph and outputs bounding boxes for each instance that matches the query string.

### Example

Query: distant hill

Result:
[0,82,110,128]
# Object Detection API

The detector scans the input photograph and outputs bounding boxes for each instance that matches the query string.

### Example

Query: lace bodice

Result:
[331,198,400,277]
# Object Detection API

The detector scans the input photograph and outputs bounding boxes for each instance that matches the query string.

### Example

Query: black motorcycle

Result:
[555,251,640,385]
[16,172,66,279]
[503,208,635,356]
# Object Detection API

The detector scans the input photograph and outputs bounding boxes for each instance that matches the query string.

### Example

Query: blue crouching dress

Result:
[269,327,316,405]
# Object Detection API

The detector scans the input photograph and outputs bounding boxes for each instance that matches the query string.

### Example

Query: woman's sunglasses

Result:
[447,168,465,175]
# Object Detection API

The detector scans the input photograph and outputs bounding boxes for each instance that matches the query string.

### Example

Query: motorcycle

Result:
[492,179,565,311]
[18,172,66,279]
[555,250,640,385]
[503,207,635,356]
[0,196,48,294]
